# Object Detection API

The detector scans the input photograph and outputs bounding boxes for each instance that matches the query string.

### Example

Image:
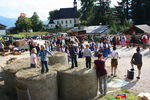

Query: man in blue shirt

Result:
[69,41,78,68]
[38,45,53,74]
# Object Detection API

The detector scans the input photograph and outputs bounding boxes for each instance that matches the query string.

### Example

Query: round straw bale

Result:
[2,57,30,94]
[15,68,58,100]
[48,52,68,66]
[13,40,27,47]
[58,67,98,100]
[49,63,70,71]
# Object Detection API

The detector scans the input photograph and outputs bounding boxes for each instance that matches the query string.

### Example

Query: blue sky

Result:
[0,0,118,21]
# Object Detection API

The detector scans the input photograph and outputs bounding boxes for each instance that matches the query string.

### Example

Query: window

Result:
[70,20,72,24]
[66,20,68,24]
[61,20,63,24]
[57,21,59,25]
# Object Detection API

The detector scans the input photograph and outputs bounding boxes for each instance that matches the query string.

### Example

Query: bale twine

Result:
[2,57,30,95]
[15,68,58,100]
[58,67,98,100]
[48,52,68,66]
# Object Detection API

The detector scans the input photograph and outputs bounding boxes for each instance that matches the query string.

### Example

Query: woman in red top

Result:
[142,35,148,49]
[94,54,107,95]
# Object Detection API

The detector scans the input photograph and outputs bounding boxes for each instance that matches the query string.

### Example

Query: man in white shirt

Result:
[110,46,120,77]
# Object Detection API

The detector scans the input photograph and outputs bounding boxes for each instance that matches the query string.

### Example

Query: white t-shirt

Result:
[30,53,37,64]
[142,35,148,39]
[111,50,119,59]
[100,43,103,48]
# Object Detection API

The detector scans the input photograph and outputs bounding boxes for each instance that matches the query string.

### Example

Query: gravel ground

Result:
[105,46,150,94]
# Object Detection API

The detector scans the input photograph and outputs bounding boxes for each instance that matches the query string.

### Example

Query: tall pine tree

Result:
[31,12,44,32]
[115,0,131,24]
[131,0,150,25]
[79,0,111,25]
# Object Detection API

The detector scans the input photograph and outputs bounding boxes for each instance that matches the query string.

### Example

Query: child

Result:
[69,41,78,68]
[103,42,109,58]
[89,40,95,51]
[30,48,38,68]
[94,45,99,57]
[110,46,120,77]
[38,45,53,74]
[83,44,92,68]
[78,45,84,58]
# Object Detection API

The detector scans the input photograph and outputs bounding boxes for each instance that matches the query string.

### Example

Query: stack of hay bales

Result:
[48,52,68,66]
[2,58,30,95]
[58,67,98,100]
[15,68,58,100]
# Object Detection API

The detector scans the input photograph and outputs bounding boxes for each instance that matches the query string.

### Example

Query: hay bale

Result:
[15,68,58,100]
[58,67,98,100]
[2,57,30,94]
[13,40,27,47]
[48,52,68,66]
[48,63,69,71]
[6,57,17,64]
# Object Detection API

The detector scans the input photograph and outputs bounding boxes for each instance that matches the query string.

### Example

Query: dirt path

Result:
[105,47,150,94]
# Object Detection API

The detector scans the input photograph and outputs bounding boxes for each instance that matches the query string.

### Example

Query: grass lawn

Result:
[98,90,137,100]
[7,32,49,37]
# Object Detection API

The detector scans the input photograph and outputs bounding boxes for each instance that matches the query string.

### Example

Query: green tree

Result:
[110,19,133,34]
[94,0,111,25]
[131,0,150,25]
[79,0,111,25]
[79,0,95,23]
[48,10,58,20]
[115,0,131,25]
[31,12,44,32]
[105,8,120,25]
[15,16,32,32]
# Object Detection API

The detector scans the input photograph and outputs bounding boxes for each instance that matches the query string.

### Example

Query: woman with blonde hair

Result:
[30,48,38,68]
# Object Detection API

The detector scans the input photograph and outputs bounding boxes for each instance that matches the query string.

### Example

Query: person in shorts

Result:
[131,47,142,79]
[110,46,120,77]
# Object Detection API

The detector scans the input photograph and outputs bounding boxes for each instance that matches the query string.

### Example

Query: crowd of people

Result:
[28,33,145,96]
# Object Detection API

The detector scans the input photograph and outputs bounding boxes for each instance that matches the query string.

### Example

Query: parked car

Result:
[30,35,41,39]
[13,37,21,40]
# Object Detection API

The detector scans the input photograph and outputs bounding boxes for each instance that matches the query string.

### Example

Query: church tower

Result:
[73,0,77,9]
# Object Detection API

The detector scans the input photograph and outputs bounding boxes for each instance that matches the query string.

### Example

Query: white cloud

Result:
[110,0,119,7]
[0,0,118,21]
[0,0,80,20]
